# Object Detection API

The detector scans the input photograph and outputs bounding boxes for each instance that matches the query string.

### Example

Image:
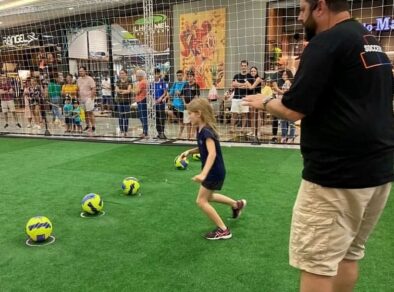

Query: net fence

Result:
[0,0,392,143]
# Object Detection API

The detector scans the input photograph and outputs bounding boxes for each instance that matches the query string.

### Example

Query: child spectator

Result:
[71,99,82,133]
[63,97,73,133]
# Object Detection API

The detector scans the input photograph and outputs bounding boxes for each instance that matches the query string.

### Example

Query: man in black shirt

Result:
[244,1,393,291]
[230,60,254,134]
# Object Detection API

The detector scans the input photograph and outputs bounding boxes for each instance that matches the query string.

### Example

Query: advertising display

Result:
[179,8,226,89]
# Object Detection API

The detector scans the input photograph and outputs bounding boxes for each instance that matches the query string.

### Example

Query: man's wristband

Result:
[262,96,275,110]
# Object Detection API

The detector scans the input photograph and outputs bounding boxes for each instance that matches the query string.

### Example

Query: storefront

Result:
[265,0,394,73]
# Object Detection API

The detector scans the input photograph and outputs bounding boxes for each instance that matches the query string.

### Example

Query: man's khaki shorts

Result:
[289,179,391,276]
[1,100,15,113]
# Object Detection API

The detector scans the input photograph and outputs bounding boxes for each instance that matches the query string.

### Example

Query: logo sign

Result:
[2,32,39,47]
[362,17,394,32]
[132,14,170,36]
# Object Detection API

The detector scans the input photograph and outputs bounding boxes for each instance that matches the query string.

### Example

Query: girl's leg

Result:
[211,193,237,208]
[196,185,227,230]
[212,193,247,219]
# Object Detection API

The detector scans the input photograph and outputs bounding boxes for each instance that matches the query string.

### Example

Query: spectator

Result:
[62,74,78,100]
[231,60,254,134]
[63,97,73,133]
[28,77,45,129]
[77,66,96,132]
[180,71,200,139]
[152,68,168,139]
[168,69,187,130]
[247,66,264,138]
[277,69,295,143]
[47,74,62,125]
[71,99,82,133]
[207,81,220,118]
[23,78,33,128]
[101,72,112,113]
[0,77,21,129]
[115,69,133,137]
[134,69,148,138]
[270,60,287,143]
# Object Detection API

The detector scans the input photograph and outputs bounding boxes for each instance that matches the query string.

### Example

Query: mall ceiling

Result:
[0,0,144,28]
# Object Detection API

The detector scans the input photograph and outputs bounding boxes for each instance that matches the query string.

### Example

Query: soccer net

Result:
[0,0,392,143]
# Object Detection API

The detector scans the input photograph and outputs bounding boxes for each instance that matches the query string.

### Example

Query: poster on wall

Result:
[179,8,226,89]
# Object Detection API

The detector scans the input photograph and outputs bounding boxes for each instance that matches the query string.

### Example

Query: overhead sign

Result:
[363,17,394,32]
[132,14,170,36]
[2,32,39,47]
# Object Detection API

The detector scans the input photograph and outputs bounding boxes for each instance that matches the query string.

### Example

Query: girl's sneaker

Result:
[204,228,232,240]
[232,199,247,219]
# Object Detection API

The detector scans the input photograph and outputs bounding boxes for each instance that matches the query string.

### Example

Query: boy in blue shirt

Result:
[168,70,187,128]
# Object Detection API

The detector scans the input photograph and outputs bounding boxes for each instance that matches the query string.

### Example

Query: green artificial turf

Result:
[0,138,392,292]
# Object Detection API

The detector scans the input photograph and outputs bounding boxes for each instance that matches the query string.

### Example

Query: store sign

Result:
[132,14,170,35]
[363,17,394,32]
[2,32,39,47]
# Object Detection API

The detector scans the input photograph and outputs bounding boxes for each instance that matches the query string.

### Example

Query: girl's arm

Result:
[193,138,216,182]
[180,147,199,159]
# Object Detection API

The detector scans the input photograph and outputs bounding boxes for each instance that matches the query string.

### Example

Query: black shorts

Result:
[173,109,184,119]
[202,180,224,191]
[65,117,72,125]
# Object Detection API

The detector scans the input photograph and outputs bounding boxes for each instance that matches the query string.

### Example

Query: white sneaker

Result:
[27,124,32,128]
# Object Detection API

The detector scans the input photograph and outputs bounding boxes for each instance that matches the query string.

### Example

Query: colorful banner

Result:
[179,8,226,89]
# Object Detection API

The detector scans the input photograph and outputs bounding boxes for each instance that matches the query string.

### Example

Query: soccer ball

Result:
[26,216,53,242]
[174,155,189,170]
[122,177,140,196]
[81,193,104,214]
[192,153,201,161]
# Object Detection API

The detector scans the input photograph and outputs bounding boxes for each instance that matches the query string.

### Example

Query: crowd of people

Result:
[0,60,301,142]
[0,60,302,143]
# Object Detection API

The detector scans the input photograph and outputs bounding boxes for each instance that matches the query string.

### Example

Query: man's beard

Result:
[304,14,317,41]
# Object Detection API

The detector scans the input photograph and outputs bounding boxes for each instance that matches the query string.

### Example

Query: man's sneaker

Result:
[16,123,21,128]
[204,227,232,240]
[4,124,8,128]
[232,199,247,219]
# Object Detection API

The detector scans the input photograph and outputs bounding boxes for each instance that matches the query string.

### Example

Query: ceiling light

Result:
[68,7,74,10]
[0,0,39,11]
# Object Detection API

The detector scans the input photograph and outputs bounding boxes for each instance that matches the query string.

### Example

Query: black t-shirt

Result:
[233,73,254,99]
[197,126,225,182]
[181,82,200,104]
[116,79,133,104]
[282,19,394,188]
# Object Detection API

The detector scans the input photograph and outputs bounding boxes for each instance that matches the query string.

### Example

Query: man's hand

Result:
[242,94,265,110]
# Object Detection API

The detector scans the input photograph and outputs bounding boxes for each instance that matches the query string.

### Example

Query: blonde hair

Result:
[187,98,219,137]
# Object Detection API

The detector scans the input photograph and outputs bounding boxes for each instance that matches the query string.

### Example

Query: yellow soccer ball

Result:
[26,216,53,242]
[122,177,140,196]
[81,193,104,214]
[192,153,201,161]
[174,155,189,170]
